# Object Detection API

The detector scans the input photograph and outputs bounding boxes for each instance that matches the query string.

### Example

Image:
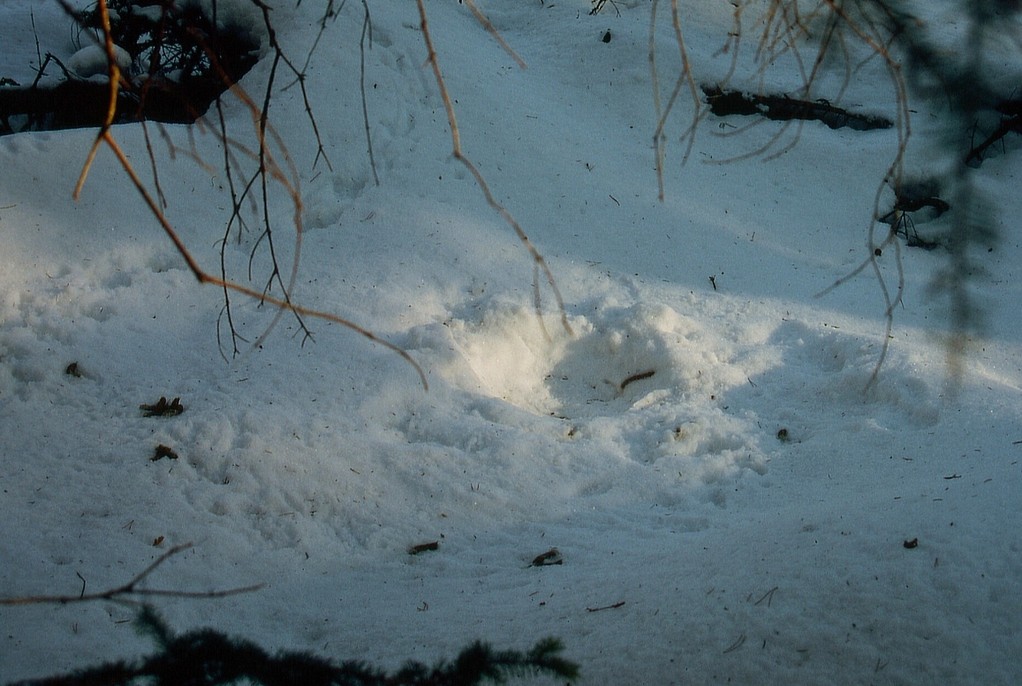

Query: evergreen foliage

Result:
[10,607,579,686]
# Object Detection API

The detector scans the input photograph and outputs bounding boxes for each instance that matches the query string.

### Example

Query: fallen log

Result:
[0,76,227,135]
[701,84,893,131]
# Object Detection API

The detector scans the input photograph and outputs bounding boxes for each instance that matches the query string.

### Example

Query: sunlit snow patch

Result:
[437,302,748,416]
[424,300,769,472]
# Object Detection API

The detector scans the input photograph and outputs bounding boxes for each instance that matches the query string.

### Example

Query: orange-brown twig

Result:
[416,0,571,337]
[67,0,428,389]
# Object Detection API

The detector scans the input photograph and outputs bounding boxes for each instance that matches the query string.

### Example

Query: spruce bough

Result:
[12,606,579,686]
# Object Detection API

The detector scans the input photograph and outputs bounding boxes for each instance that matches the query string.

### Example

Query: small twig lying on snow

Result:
[619,369,656,392]
[722,633,746,654]
[586,600,626,612]
[529,548,564,567]
[0,544,263,607]
[753,585,778,607]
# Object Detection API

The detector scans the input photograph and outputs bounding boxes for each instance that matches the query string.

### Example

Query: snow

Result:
[64,44,132,81]
[2,1,1021,684]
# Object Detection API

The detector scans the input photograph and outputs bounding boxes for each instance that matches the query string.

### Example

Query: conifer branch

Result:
[8,607,579,686]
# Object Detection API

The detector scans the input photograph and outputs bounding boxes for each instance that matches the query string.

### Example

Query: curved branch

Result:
[0,544,263,607]
[416,0,571,337]
[65,0,428,390]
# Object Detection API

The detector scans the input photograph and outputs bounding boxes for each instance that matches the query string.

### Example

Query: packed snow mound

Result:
[405,299,770,481]
[439,302,750,419]
[397,290,947,487]
[66,44,132,81]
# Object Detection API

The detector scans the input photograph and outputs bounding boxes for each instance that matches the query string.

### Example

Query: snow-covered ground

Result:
[2,1,1021,683]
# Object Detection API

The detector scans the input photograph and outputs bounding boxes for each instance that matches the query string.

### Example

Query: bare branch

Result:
[659,1,915,384]
[463,0,528,69]
[63,0,428,389]
[0,544,263,607]
[359,0,380,187]
[416,0,571,336]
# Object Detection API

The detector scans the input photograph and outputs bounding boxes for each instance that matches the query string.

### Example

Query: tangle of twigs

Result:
[653,0,911,386]
[63,0,573,386]
[64,0,428,389]
[657,0,1020,387]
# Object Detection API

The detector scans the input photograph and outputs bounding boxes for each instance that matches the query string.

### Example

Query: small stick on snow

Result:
[619,369,656,392]
[753,586,778,607]
[723,634,747,654]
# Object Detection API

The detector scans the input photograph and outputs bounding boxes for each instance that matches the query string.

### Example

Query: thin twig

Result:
[359,0,380,186]
[691,1,913,386]
[98,129,428,387]
[753,586,778,607]
[463,0,527,69]
[416,0,571,336]
[0,544,263,607]
[722,633,746,654]
[650,0,704,200]
[64,0,428,389]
